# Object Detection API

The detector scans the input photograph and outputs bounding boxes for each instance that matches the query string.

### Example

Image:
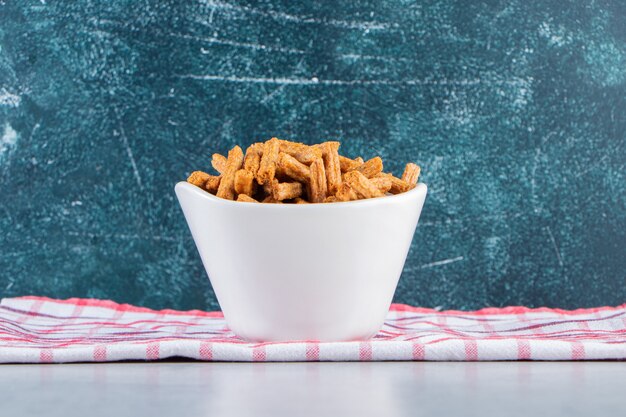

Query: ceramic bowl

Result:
[175,181,427,342]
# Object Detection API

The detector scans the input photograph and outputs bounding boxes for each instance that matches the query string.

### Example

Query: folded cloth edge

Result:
[6,295,626,316]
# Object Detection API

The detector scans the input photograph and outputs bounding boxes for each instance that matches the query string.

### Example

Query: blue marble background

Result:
[1,1,624,310]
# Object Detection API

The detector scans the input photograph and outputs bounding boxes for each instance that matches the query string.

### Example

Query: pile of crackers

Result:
[187,138,420,203]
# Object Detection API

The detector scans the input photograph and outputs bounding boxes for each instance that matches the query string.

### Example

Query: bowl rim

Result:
[175,181,427,209]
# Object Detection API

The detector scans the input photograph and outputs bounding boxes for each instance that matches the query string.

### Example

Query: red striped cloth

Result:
[1,296,625,363]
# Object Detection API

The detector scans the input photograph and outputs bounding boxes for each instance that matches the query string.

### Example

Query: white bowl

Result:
[175,181,427,342]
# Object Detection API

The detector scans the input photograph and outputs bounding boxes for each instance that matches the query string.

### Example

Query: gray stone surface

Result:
[1,362,625,417]
[0,1,624,310]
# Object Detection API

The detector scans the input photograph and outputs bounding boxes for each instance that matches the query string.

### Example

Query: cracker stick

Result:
[309,158,327,203]
[211,153,227,174]
[401,163,421,185]
[377,173,413,194]
[272,181,303,201]
[245,152,261,177]
[335,182,359,202]
[279,140,322,164]
[234,169,255,196]
[355,156,383,178]
[204,175,221,194]
[278,152,310,183]
[295,149,322,165]
[247,142,264,154]
[339,155,363,172]
[262,181,274,196]
[262,195,283,204]
[216,146,244,200]
[278,139,308,153]
[244,143,263,177]
[314,141,340,152]
[369,175,392,194]
[344,171,384,199]
[294,197,309,204]
[187,171,210,187]
[237,194,258,203]
[321,142,342,194]
[257,137,280,184]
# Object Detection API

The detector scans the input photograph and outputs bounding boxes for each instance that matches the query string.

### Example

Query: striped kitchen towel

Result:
[1,296,624,363]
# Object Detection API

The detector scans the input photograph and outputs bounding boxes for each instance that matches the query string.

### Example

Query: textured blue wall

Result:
[1,1,624,310]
